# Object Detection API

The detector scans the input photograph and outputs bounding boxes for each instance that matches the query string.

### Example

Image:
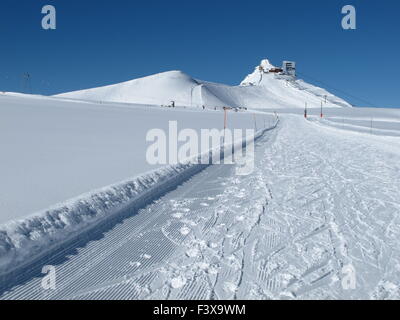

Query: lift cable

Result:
[296,71,385,108]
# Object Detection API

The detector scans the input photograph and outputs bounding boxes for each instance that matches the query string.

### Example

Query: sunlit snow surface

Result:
[0,92,261,222]
[1,113,400,299]
[56,64,351,110]
[1,66,400,299]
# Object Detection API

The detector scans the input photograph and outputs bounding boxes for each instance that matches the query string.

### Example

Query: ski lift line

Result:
[296,70,376,106]
[296,71,381,108]
[21,73,33,94]
[1,73,55,94]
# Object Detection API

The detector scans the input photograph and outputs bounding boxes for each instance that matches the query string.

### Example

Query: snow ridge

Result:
[240,59,277,86]
[56,59,352,109]
[0,163,195,275]
[0,121,278,277]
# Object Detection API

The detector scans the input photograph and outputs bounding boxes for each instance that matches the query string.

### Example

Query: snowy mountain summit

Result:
[259,58,276,72]
[57,58,352,109]
[241,59,279,86]
[239,58,351,108]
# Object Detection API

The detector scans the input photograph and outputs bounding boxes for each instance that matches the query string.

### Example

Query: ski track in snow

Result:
[1,115,400,300]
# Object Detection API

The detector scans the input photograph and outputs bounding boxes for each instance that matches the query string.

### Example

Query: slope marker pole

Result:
[304,102,308,119]
[320,101,323,118]
[223,107,228,145]
[370,118,373,135]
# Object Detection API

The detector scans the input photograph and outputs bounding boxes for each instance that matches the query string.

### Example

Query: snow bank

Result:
[313,117,400,137]
[0,162,197,275]
[0,110,278,276]
[1,93,267,223]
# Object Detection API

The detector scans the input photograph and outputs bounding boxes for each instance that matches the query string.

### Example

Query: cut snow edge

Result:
[0,120,278,278]
[0,162,199,277]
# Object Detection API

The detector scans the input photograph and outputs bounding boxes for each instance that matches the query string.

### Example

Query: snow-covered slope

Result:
[56,59,352,109]
[56,71,227,108]
[241,58,277,85]
[2,114,400,300]
[0,91,275,275]
[239,59,351,108]
[0,92,267,224]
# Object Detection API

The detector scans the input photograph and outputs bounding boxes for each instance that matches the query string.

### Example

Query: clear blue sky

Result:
[1,0,399,107]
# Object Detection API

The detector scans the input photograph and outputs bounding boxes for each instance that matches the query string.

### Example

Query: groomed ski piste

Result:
[1,59,400,300]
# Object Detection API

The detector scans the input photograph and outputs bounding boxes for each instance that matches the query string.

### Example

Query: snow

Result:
[171,276,187,289]
[0,161,194,273]
[57,71,204,107]
[141,116,399,300]
[240,60,351,108]
[241,58,277,85]
[0,91,274,275]
[186,247,200,258]
[267,105,400,138]
[179,226,191,236]
[1,59,400,299]
[0,92,263,223]
[1,111,400,299]
[56,59,351,109]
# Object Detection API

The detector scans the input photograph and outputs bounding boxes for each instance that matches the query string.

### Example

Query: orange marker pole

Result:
[320,101,323,118]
